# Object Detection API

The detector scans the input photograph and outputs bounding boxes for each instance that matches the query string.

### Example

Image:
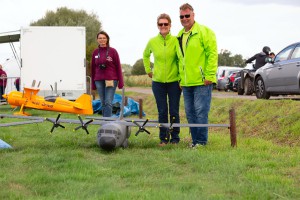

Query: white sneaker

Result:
[190,143,204,149]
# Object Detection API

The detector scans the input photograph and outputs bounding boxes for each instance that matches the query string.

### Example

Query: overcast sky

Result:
[0,0,299,65]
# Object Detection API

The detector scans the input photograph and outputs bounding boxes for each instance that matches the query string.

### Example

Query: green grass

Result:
[1,91,300,199]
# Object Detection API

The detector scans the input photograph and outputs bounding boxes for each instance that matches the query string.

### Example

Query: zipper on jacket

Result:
[186,32,192,47]
[199,66,205,82]
[178,31,192,84]
[164,38,167,83]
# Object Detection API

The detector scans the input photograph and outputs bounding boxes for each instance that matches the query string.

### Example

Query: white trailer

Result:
[0,26,87,100]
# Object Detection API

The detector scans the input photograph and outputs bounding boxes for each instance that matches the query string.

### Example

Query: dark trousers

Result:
[152,81,181,143]
[0,86,5,101]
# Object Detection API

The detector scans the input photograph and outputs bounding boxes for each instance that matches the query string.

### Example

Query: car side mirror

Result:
[265,57,274,64]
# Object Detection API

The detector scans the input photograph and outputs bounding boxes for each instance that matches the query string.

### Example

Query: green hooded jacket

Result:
[177,22,218,86]
[143,33,179,83]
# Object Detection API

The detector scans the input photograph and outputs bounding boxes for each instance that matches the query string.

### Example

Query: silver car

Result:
[216,66,241,91]
[254,42,300,99]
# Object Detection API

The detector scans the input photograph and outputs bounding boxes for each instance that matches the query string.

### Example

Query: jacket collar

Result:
[158,32,171,40]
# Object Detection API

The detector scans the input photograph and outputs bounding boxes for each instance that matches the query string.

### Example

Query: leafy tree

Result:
[121,64,132,76]
[131,59,150,75]
[232,54,246,67]
[218,49,246,67]
[30,7,101,77]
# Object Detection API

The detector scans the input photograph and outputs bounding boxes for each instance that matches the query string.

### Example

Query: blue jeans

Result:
[95,80,118,117]
[152,81,181,143]
[182,84,213,145]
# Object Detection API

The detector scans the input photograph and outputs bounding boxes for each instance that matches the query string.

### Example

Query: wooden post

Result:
[139,99,143,119]
[229,108,237,147]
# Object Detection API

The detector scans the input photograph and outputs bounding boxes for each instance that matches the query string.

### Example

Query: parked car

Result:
[235,63,256,95]
[216,66,242,91]
[233,76,240,92]
[254,42,300,99]
[225,70,240,92]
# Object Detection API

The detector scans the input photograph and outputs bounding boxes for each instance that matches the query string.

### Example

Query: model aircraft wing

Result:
[156,123,230,128]
[0,119,44,127]
[1,114,229,128]
[0,114,45,127]
[86,116,158,123]
[83,116,230,128]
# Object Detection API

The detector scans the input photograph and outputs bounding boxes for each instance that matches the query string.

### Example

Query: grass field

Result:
[1,90,300,199]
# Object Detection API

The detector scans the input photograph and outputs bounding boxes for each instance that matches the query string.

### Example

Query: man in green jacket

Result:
[177,3,218,147]
[143,13,181,146]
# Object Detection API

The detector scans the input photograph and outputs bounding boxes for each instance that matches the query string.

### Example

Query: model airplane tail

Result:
[23,87,40,99]
[72,94,93,114]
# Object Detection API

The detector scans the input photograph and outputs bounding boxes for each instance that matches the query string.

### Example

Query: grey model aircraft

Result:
[0,112,156,151]
[0,88,237,150]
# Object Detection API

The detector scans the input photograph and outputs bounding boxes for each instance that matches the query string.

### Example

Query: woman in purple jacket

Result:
[0,64,7,102]
[91,31,124,117]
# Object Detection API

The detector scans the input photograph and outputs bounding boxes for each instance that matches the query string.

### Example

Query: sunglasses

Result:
[180,14,191,19]
[158,23,169,27]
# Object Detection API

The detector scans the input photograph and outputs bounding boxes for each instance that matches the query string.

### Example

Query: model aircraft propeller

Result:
[73,115,94,134]
[45,113,65,133]
[161,116,176,141]
[132,119,151,136]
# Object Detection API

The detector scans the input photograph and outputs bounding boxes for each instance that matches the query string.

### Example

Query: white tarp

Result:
[0,139,12,149]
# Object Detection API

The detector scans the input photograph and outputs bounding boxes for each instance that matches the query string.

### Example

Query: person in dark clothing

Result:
[0,64,7,102]
[14,78,20,91]
[245,46,271,70]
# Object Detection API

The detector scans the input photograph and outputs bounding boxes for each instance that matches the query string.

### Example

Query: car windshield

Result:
[274,45,294,62]
[291,44,300,59]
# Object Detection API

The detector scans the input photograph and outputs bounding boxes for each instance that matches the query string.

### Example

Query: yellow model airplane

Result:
[2,87,93,116]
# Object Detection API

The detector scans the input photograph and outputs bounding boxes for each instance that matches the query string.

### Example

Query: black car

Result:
[233,76,240,92]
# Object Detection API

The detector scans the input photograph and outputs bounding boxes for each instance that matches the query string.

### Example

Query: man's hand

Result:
[147,72,153,78]
[204,80,212,85]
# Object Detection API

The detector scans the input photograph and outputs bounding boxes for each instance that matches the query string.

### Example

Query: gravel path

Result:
[125,87,300,100]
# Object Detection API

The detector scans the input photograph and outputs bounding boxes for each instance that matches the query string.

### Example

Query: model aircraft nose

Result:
[99,136,117,151]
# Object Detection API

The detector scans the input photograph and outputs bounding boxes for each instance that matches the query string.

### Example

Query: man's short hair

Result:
[180,3,194,11]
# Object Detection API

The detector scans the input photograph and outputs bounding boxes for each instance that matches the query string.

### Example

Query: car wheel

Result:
[224,86,229,92]
[244,77,254,95]
[255,76,270,99]
[237,79,244,95]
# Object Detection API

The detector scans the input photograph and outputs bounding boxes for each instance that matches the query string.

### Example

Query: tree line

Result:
[31,7,247,76]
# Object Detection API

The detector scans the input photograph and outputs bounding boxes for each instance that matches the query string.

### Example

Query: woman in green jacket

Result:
[143,13,181,146]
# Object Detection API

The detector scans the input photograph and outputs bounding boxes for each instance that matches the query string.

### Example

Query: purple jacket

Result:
[91,46,124,90]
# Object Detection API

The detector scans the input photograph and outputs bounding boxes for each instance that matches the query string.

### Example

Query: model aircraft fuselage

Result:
[3,87,93,116]
[97,121,131,150]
